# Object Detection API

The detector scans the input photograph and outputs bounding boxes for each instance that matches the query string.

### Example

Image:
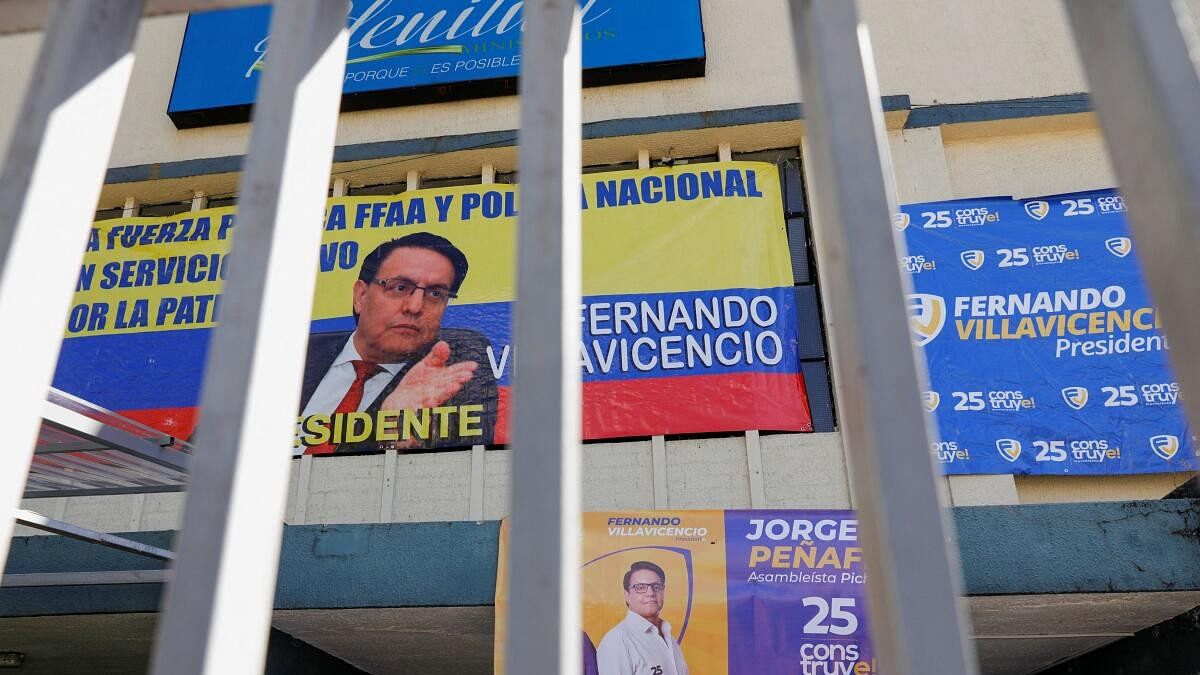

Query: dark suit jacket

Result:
[299,328,498,452]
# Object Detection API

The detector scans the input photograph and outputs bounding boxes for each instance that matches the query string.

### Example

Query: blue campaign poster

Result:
[899,190,1196,475]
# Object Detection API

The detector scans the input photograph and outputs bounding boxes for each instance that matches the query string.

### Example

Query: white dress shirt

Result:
[300,334,404,419]
[597,611,689,675]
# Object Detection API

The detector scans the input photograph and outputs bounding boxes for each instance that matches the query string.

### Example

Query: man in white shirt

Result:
[597,561,690,675]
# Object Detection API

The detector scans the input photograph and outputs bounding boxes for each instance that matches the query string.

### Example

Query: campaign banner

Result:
[168,0,706,127]
[495,510,873,675]
[900,190,1196,475]
[54,161,811,454]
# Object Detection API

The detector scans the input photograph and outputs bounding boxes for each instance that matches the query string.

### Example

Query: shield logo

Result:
[893,212,911,231]
[960,249,985,270]
[1061,386,1089,410]
[922,391,940,412]
[1024,200,1050,221]
[1150,434,1179,460]
[907,294,946,346]
[1105,237,1132,258]
[996,439,1022,462]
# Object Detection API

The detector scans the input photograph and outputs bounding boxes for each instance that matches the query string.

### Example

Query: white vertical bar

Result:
[637,149,650,169]
[331,177,348,197]
[469,444,486,521]
[505,1,582,674]
[786,2,977,674]
[1062,0,1200,440]
[744,430,766,507]
[406,170,421,192]
[651,435,668,509]
[191,191,208,211]
[0,0,143,578]
[122,197,140,218]
[381,448,397,522]
[293,454,312,525]
[149,3,348,674]
[717,142,732,162]
[481,164,496,184]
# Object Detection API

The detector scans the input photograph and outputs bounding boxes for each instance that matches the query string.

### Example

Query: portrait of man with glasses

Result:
[597,560,690,675]
[297,231,497,454]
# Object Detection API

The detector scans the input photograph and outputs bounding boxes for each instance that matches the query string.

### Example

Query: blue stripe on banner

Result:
[313,288,800,388]
[579,287,801,383]
[53,327,212,410]
[56,287,802,410]
[314,285,796,386]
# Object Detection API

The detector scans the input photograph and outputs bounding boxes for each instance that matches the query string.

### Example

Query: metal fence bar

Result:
[0,0,143,579]
[2,569,171,587]
[41,399,189,471]
[148,2,347,674]
[1061,0,1200,443]
[505,1,583,674]
[14,509,175,561]
[786,2,978,674]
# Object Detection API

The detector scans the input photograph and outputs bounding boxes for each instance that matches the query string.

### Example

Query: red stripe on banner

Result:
[494,372,812,444]
[584,373,812,437]
[496,387,511,445]
[119,406,200,440]
[123,372,811,450]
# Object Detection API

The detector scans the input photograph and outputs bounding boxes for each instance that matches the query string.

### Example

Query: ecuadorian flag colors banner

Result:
[53,161,812,452]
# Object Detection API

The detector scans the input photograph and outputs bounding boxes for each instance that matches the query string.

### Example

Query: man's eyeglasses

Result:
[372,276,457,305]
[628,582,665,594]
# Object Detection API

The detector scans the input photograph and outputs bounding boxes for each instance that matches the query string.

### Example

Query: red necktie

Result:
[305,359,383,455]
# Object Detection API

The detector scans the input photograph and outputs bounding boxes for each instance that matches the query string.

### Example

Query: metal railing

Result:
[1,0,1198,673]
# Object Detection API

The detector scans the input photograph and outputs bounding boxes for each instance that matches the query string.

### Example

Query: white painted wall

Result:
[19,432,851,533]
[944,125,1115,199]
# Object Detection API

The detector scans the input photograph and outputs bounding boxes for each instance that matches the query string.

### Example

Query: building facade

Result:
[2,1,1200,673]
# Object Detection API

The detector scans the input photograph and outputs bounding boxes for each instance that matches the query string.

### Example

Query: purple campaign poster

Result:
[724,510,875,675]
[505,510,876,675]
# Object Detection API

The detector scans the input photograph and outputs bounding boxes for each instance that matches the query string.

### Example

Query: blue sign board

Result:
[900,190,1197,475]
[168,0,706,128]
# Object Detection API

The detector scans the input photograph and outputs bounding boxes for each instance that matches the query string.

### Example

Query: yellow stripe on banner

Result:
[65,162,793,337]
[68,210,236,337]
[583,162,790,295]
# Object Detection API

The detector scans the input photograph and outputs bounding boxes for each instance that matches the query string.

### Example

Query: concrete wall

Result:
[20,432,850,533]
[6,0,1200,529]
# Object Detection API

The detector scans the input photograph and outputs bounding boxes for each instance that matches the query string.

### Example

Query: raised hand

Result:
[380,340,478,411]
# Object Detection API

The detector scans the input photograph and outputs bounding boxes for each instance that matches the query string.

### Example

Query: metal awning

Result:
[27,389,190,498]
